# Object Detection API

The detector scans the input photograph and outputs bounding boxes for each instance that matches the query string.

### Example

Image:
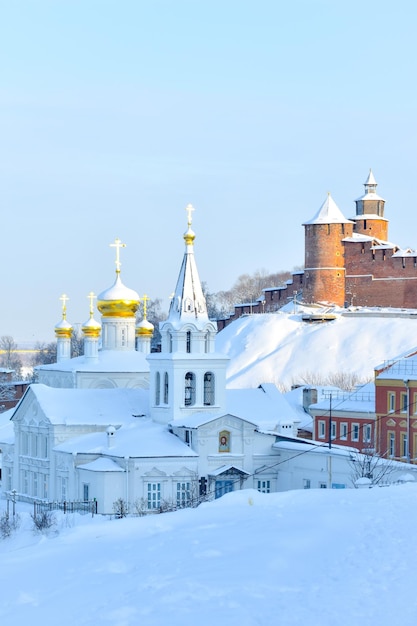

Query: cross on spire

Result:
[185,203,195,227]
[110,237,126,273]
[87,291,96,316]
[60,293,69,319]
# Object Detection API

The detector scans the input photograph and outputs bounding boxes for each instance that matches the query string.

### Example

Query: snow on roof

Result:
[55,417,198,458]
[309,382,375,413]
[303,194,353,226]
[79,457,125,472]
[0,407,15,443]
[36,348,149,373]
[170,384,299,431]
[354,192,385,202]
[21,384,149,426]
[350,214,388,221]
[392,248,417,258]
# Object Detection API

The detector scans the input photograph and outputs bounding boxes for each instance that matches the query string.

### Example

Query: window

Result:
[176,482,191,507]
[340,423,348,440]
[23,470,28,494]
[155,372,160,406]
[164,372,169,404]
[147,483,161,509]
[33,472,38,497]
[303,479,311,489]
[168,331,173,353]
[319,482,327,489]
[43,474,48,499]
[186,331,191,353]
[21,432,28,455]
[363,424,372,443]
[388,432,395,457]
[352,424,359,442]
[331,422,336,440]
[401,392,408,413]
[203,372,215,405]
[257,480,271,493]
[205,332,210,353]
[413,393,417,415]
[83,483,89,501]
[401,433,408,459]
[388,392,396,413]
[318,420,326,439]
[121,328,126,347]
[184,372,196,406]
[185,429,191,445]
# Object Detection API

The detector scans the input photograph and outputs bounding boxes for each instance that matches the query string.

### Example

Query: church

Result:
[0,207,314,514]
[1,206,414,513]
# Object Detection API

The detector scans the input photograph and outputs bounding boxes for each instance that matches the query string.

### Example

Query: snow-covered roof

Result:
[36,348,149,373]
[303,194,353,226]
[16,384,149,426]
[55,417,198,458]
[0,407,15,443]
[170,384,300,431]
[79,457,125,472]
[354,192,385,202]
[309,382,375,414]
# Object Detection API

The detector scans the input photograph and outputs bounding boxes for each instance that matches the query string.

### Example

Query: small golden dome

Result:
[183,226,196,246]
[136,318,154,337]
[97,274,140,318]
[55,318,73,339]
[82,316,101,338]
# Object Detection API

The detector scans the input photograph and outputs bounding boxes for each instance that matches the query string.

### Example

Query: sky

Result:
[1,484,417,626]
[1,0,417,343]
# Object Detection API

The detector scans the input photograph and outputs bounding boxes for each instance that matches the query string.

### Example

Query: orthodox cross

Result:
[87,291,96,316]
[142,294,150,318]
[110,237,126,273]
[60,293,69,319]
[185,203,195,227]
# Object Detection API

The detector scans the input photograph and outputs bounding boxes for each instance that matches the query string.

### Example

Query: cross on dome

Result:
[142,294,150,318]
[60,293,69,319]
[185,203,195,227]
[110,237,126,273]
[87,291,96,316]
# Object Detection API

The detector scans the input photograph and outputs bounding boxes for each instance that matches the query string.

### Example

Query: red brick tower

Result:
[352,170,388,240]
[303,193,354,306]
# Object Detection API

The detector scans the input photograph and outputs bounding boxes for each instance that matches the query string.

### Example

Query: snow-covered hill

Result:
[217,306,417,389]
[1,484,416,626]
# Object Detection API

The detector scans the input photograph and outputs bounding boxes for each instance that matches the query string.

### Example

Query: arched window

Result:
[186,331,191,353]
[155,372,160,406]
[184,372,196,406]
[204,371,215,405]
[164,372,169,404]
[168,331,173,353]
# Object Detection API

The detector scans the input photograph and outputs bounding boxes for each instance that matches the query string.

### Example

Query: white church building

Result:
[1,207,413,514]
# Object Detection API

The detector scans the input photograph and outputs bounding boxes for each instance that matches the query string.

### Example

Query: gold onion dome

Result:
[97,274,140,318]
[82,292,101,337]
[136,318,154,337]
[183,203,196,245]
[55,294,73,338]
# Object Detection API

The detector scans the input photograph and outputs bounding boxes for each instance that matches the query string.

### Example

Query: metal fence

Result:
[33,500,98,516]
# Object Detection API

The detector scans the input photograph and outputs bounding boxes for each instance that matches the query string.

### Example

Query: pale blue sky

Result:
[1,0,416,343]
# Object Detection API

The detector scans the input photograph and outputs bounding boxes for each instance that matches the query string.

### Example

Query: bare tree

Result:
[0,336,22,378]
[349,449,395,487]
[32,341,58,366]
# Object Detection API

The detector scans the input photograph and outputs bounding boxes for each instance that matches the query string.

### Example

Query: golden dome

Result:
[136,318,154,337]
[97,274,140,318]
[82,316,101,338]
[55,318,73,339]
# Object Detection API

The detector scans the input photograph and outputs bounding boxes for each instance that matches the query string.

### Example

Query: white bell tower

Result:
[148,205,229,424]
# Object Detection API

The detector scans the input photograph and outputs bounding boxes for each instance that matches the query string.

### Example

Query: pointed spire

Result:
[167,205,209,329]
[303,193,353,225]
[364,169,377,195]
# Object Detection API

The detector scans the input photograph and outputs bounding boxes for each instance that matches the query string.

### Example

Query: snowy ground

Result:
[217,307,417,388]
[1,485,417,626]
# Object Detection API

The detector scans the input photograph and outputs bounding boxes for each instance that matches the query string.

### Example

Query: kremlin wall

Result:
[218,171,417,329]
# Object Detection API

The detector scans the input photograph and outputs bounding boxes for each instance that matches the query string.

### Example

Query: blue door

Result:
[215,480,234,499]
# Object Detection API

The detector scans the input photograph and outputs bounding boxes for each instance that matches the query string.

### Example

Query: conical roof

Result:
[303,193,353,225]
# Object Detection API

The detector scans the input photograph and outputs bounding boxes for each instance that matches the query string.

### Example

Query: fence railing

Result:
[33,500,98,516]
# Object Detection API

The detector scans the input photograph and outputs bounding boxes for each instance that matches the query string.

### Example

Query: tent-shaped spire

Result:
[303,193,353,225]
[166,204,209,330]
